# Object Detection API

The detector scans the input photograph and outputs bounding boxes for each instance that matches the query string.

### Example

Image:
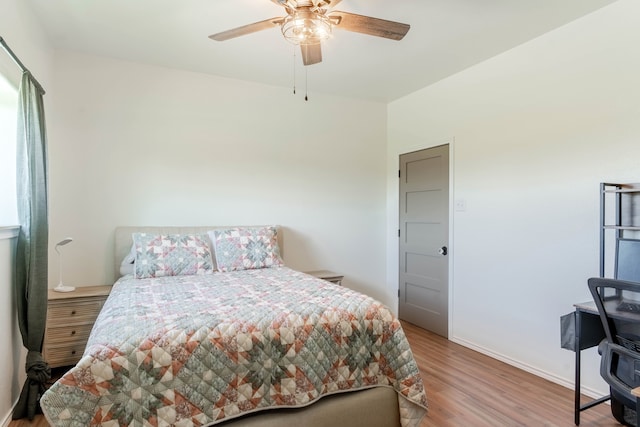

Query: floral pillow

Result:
[209,226,284,272]
[132,233,214,279]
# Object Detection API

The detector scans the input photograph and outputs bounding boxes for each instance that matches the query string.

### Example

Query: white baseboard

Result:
[1,402,16,427]
[449,335,608,402]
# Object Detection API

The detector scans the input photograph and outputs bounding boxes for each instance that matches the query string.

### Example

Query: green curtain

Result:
[12,71,51,420]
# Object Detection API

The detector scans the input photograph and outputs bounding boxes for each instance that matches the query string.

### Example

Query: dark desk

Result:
[565,302,608,425]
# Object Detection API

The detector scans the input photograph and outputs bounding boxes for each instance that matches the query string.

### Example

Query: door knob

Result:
[438,246,448,256]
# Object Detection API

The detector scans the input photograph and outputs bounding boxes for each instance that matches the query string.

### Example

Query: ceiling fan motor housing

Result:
[281,9,332,45]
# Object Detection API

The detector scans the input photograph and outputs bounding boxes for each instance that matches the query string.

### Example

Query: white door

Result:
[399,145,449,337]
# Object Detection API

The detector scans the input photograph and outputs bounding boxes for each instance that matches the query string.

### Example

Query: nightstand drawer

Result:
[45,342,87,367]
[45,324,94,345]
[47,299,105,325]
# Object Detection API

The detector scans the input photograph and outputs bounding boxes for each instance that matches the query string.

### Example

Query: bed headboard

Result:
[114,226,284,278]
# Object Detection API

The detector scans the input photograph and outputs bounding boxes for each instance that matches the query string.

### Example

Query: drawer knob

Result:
[71,350,76,355]
[71,310,76,315]
[71,330,76,335]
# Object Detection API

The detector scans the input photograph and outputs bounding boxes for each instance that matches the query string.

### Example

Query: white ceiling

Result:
[24,0,616,102]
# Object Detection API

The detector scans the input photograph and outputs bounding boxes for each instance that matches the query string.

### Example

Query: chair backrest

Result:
[588,277,640,350]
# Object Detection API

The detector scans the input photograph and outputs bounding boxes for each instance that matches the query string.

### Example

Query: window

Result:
[0,71,18,225]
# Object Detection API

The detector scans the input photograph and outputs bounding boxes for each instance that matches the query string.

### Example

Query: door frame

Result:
[393,138,455,337]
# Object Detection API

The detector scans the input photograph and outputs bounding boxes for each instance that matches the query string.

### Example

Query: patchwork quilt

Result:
[40,267,428,426]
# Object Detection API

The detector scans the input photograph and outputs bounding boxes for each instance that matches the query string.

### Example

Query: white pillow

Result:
[119,244,136,276]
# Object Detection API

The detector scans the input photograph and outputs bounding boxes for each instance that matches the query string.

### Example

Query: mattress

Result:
[40,267,427,426]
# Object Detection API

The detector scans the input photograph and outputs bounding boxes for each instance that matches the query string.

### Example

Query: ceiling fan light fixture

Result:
[282,10,331,45]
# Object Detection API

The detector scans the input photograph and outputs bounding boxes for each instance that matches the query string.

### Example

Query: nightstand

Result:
[44,285,111,368]
[305,270,344,286]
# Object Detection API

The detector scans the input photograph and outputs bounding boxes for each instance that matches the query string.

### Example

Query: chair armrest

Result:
[601,342,640,401]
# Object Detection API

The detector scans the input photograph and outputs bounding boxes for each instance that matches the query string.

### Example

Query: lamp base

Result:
[53,284,76,292]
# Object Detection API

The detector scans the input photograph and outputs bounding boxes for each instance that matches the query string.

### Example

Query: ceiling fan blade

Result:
[301,43,322,66]
[209,18,283,41]
[330,11,410,40]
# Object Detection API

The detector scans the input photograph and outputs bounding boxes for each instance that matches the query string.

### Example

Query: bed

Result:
[40,226,428,426]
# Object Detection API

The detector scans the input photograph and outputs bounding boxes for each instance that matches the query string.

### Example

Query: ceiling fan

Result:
[209,0,410,66]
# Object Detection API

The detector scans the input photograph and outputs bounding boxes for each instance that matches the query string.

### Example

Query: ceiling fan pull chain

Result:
[305,67,308,101]
[293,47,297,94]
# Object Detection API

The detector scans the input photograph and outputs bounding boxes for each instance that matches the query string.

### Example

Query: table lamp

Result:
[54,237,75,292]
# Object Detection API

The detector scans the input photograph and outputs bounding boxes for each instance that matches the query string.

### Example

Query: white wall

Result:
[0,231,25,427]
[0,1,53,424]
[388,0,640,397]
[47,52,391,304]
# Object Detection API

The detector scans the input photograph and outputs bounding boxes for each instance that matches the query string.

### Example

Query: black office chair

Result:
[588,277,640,426]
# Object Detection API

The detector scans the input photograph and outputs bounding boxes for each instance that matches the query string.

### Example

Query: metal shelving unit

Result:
[600,182,640,278]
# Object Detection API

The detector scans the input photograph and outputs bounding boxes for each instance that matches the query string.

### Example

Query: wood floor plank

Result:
[8,321,624,426]
[399,320,621,426]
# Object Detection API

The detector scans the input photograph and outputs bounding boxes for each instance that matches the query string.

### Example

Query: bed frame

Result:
[113,226,403,427]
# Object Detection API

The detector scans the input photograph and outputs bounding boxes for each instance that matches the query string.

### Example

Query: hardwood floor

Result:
[400,321,620,427]
[9,322,623,427]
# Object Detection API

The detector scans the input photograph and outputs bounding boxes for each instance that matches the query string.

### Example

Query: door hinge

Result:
[398,170,401,178]
[398,229,400,238]
[398,289,400,298]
